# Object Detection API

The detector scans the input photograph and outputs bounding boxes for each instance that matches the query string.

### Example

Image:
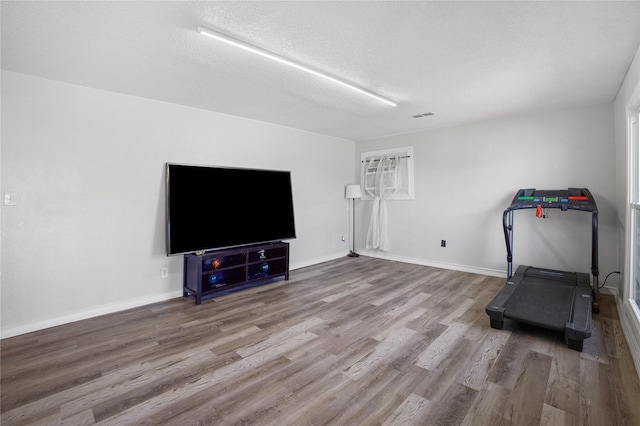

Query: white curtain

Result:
[365,155,399,251]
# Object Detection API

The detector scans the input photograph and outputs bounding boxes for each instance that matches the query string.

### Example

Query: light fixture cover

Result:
[345,184,362,199]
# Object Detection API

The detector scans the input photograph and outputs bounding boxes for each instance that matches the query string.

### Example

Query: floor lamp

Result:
[345,184,362,257]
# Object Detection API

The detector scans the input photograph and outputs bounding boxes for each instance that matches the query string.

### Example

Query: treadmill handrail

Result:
[503,209,513,278]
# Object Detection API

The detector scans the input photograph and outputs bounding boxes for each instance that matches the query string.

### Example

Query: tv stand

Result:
[183,242,289,305]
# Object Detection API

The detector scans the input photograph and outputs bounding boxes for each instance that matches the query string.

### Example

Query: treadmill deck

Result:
[486,265,592,351]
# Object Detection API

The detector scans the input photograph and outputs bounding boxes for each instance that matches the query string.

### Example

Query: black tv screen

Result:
[166,163,296,255]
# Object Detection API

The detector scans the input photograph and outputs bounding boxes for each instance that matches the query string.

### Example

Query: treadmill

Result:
[485,188,599,351]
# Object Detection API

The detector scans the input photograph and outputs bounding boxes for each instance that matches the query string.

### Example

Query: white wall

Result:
[1,71,355,337]
[355,103,617,280]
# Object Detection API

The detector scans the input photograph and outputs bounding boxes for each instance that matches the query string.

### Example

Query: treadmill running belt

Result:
[503,278,575,331]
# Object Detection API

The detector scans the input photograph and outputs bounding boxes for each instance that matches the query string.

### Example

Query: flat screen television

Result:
[166,163,296,256]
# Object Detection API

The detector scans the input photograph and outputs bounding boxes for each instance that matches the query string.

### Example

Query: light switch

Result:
[4,192,17,206]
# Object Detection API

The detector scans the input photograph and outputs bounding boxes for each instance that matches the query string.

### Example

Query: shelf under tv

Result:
[182,241,290,305]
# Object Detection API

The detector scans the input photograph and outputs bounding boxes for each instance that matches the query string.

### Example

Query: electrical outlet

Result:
[161,268,169,278]
[441,240,446,247]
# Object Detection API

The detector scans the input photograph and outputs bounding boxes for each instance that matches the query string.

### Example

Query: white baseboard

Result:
[1,251,349,340]
[290,251,349,271]
[615,294,640,379]
[606,285,620,301]
[359,250,507,278]
[0,290,184,339]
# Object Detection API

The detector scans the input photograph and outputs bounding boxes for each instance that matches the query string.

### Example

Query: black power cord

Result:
[599,271,621,289]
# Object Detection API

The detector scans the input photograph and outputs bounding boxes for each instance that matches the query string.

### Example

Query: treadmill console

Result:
[507,188,597,212]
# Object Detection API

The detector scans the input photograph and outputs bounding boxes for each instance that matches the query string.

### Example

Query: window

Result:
[620,86,640,376]
[631,110,640,310]
[360,146,414,200]
[634,207,640,309]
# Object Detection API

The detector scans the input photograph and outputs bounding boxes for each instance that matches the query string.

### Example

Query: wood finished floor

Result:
[2,256,640,425]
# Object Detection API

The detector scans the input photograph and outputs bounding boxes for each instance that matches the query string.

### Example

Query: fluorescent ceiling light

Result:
[197,26,397,107]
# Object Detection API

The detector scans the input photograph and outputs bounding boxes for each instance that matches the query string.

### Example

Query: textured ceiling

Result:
[2,1,639,141]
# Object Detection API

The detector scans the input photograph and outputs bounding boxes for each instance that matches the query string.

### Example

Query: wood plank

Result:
[500,350,553,425]
[460,328,511,391]
[580,357,618,425]
[1,258,639,425]
[382,393,431,426]
[343,326,417,380]
[540,403,579,426]
[461,381,510,426]
[581,314,610,364]
[332,364,405,424]
[545,338,581,417]
[415,321,470,371]
[486,328,536,390]
[419,383,478,426]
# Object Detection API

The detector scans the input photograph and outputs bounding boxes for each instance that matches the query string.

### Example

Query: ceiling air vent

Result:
[411,112,435,118]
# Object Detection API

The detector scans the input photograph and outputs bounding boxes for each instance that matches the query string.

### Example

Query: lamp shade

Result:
[345,184,362,199]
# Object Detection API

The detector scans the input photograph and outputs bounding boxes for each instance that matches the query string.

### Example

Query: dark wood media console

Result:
[183,241,289,305]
